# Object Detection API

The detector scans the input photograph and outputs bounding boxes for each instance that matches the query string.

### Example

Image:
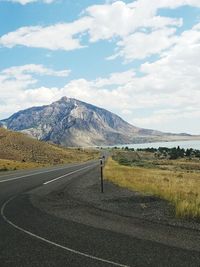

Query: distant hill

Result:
[1,97,198,147]
[0,128,98,169]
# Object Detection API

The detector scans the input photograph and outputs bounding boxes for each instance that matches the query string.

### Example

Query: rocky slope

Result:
[0,97,194,147]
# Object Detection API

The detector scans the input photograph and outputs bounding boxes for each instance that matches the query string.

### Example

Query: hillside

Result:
[0,128,99,171]
[1,97,198,147]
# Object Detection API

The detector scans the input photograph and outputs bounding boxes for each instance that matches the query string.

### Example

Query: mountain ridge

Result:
[0,97,198,147]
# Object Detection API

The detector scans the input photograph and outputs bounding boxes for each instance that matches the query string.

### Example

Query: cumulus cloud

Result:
[0,64,70,118]
[84,0,200,63]
[0,18,92,51]
[93,70,136,87]
[108,28,178,61]
[0,0,198,57]
[2,64,70,77]
[85,1,182,42]
[140,22,200,90]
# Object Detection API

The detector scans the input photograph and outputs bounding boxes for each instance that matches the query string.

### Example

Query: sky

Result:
[0,0,200,134]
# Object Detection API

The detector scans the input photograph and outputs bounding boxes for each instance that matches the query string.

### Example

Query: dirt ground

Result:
[31,166,200,232]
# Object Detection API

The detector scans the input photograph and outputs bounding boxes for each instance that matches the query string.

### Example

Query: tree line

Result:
[116,146,200,160]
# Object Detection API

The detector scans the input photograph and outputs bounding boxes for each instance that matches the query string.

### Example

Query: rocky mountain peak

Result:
[1,96,185,147]
[0,97,136,146]
[58,96,74,103]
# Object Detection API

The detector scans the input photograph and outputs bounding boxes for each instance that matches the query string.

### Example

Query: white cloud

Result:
[0,64,70,118]
[5,0,55,4]
[93,70,136,87]
[140,22,200,88]
[0,18,92,51]
[0,0,198,56]
[108,27,178,61]
[86,1,182,42]
[2,64,70,78]
[133,107,200,134]
[85,0,199,61]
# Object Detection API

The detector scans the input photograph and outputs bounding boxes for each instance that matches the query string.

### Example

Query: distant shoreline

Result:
[114,139,200,150]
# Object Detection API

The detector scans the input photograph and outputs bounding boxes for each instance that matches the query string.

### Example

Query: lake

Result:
[118,140,200,150]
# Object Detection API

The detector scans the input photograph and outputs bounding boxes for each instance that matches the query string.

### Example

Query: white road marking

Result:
[1,197,130,267]
[0,162,95,184]
[43,164,98,185]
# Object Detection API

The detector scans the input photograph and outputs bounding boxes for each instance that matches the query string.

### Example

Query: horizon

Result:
[0,0,200,134]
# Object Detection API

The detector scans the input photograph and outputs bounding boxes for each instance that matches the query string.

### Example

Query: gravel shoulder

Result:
[31,165,200,252]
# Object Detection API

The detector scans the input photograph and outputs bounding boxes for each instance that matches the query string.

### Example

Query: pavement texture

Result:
[0,160,200,267]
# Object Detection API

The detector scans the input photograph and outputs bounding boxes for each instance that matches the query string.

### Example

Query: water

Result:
[119,140,200,150]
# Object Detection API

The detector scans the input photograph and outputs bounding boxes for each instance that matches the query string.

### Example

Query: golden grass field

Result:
[0,128,99,171]
[0,158,42,171]
[104,157,200,219]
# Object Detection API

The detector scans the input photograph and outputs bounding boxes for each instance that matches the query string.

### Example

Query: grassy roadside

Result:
[104,157,200,219]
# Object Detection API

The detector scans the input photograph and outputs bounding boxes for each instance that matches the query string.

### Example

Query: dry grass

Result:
[0,159,43,171]
[0,128,99,171]
[104,158,200,218]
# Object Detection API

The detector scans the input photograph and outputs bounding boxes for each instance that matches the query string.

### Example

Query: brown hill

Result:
[0,128,98,171]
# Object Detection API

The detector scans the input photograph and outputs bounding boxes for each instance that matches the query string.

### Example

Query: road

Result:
[0,160,200,267]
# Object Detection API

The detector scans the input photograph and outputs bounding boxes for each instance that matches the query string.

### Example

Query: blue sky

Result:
[0,0,200,134]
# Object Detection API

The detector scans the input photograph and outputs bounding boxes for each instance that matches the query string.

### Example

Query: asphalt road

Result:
[0,160,200,267]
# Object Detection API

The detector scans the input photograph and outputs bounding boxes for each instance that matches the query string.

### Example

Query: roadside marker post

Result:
[100,159,104,193]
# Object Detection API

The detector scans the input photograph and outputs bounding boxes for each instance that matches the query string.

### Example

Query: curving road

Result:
[0,160,200,267]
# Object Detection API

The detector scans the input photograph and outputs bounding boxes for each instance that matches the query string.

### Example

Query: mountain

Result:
[0,127,98,170]
[0,97,196,147]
